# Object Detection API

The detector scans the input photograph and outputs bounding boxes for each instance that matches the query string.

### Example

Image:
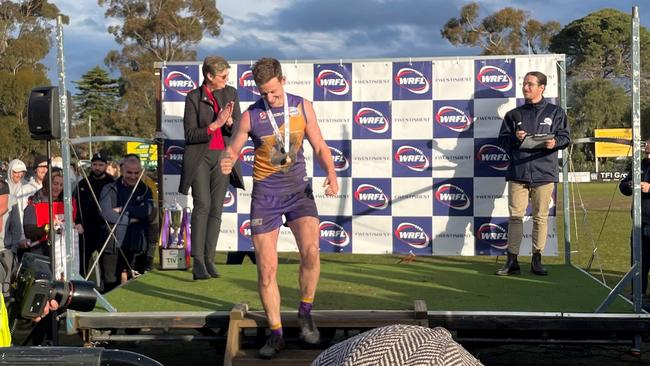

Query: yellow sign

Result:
[126,142,158,167]
[594,128,632,158]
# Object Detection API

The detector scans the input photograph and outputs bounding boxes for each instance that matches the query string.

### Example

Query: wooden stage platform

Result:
[67,257,650,365]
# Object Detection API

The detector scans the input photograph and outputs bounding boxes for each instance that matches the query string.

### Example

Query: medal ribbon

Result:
[263,93,290,156]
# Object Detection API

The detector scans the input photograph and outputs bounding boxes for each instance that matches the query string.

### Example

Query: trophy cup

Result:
[169,202,183,248]
[161,202,188,270]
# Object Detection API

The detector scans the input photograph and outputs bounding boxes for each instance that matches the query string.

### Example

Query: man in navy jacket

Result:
[496,71,570,276]
[100,155,153,292]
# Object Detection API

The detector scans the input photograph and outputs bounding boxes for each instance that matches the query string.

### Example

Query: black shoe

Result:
[298,313,320,345]
[531,252,548,276]
[144,256,154,272]
[496,252,520,276]
[259,334,285,359]
[192,258,210,280]
[205,261,220,278]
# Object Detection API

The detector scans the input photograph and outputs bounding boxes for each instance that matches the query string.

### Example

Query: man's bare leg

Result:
[252,228,281,326]
[288,216,320,299]
[288,216,321,344]
[253,228,285,358]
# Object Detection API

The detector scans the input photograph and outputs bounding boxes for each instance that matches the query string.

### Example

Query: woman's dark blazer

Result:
[178,84,245,195]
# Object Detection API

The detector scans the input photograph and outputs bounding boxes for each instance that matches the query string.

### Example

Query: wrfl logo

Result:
[239,219,251,238]
[329,147,349,171]
[165,71,196,96]
[223,190,235,207]
[354,107,389,133]
[239,146,255,167]
[395,222,430,249]
[316,69,350,95]
[354,184,389,209]
[477,144,509,171]
[435,184,470,210]
[477,223,508,249]
[239,70,259,95]
[164,145,184,161]
[319,221,350,247]
[394,68,430,94]
[435,106,472,132]
[477,65,513,92]
[395,145,430,172]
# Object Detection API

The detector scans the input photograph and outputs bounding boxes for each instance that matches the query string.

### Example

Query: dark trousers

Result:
[99,248,139,293]
[80,228,106,278]
[135,221,159,273]
[190,150,229,266]
[631,229,650,294]
[226,251,256,264]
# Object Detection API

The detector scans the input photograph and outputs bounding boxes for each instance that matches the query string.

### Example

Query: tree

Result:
[567,79,630,170]
[441,2,560,55]
[550,8,650,170]
[73,66,119,126]
[568,79,629,138]
[98,0,224,140]
[0,1,65,160]
[550,8,650,81]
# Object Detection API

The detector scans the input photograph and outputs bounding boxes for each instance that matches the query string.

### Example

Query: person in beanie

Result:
[74,152,115,277]
[29,155,48,189]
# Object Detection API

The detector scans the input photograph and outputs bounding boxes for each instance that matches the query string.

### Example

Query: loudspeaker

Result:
[28,86,61,140]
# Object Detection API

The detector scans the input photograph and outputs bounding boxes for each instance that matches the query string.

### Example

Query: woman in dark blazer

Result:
[179,56,244,280]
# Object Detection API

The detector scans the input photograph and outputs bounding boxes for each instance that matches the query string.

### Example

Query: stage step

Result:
[233,349,322,366]
[224,300,428,366]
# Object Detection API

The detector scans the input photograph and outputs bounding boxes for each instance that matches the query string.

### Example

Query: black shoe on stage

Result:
[192,258,210,280]
[531,252,548,276]
[298,313,321,345]
[205,261,220,278]
[259,334,285,359]
[495,252,520,276]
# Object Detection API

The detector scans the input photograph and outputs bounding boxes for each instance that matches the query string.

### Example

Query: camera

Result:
[11,253,96,320]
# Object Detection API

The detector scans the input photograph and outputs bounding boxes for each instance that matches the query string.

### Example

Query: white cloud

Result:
[45,0,650,93]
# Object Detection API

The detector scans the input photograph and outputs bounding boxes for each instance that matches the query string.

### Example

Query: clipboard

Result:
[520,133,555,149]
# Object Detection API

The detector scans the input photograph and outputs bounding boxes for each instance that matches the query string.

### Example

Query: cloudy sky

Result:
[45,0,649,92]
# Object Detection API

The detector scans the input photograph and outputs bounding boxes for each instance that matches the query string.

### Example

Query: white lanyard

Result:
[263,93,290,154]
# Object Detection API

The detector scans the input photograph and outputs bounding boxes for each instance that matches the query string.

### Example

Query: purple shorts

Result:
[250,185,319,235]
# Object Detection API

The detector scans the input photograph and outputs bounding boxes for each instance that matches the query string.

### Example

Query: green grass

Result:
[101,182,636,314]
[104,255,630,314]
[556,181,633,288]
[105,262,632,313]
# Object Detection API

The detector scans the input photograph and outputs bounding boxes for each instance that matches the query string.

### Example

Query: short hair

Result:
[525,71,547,87]
[121,154,142,169]
[252,58,283,86]
[202,56,230,79]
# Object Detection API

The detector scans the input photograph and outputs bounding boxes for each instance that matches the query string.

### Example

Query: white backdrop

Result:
[159,55,564,256]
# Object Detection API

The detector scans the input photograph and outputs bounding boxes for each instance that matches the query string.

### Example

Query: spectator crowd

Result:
[0,152,157,294]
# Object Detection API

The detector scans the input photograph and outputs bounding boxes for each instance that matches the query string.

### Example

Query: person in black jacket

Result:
[178,56,245,280]
[619,140,650,296]
[75,152,115,277]
[496,71,571,276]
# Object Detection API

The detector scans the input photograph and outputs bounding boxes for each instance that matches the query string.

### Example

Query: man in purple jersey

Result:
[221,58,338,359]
